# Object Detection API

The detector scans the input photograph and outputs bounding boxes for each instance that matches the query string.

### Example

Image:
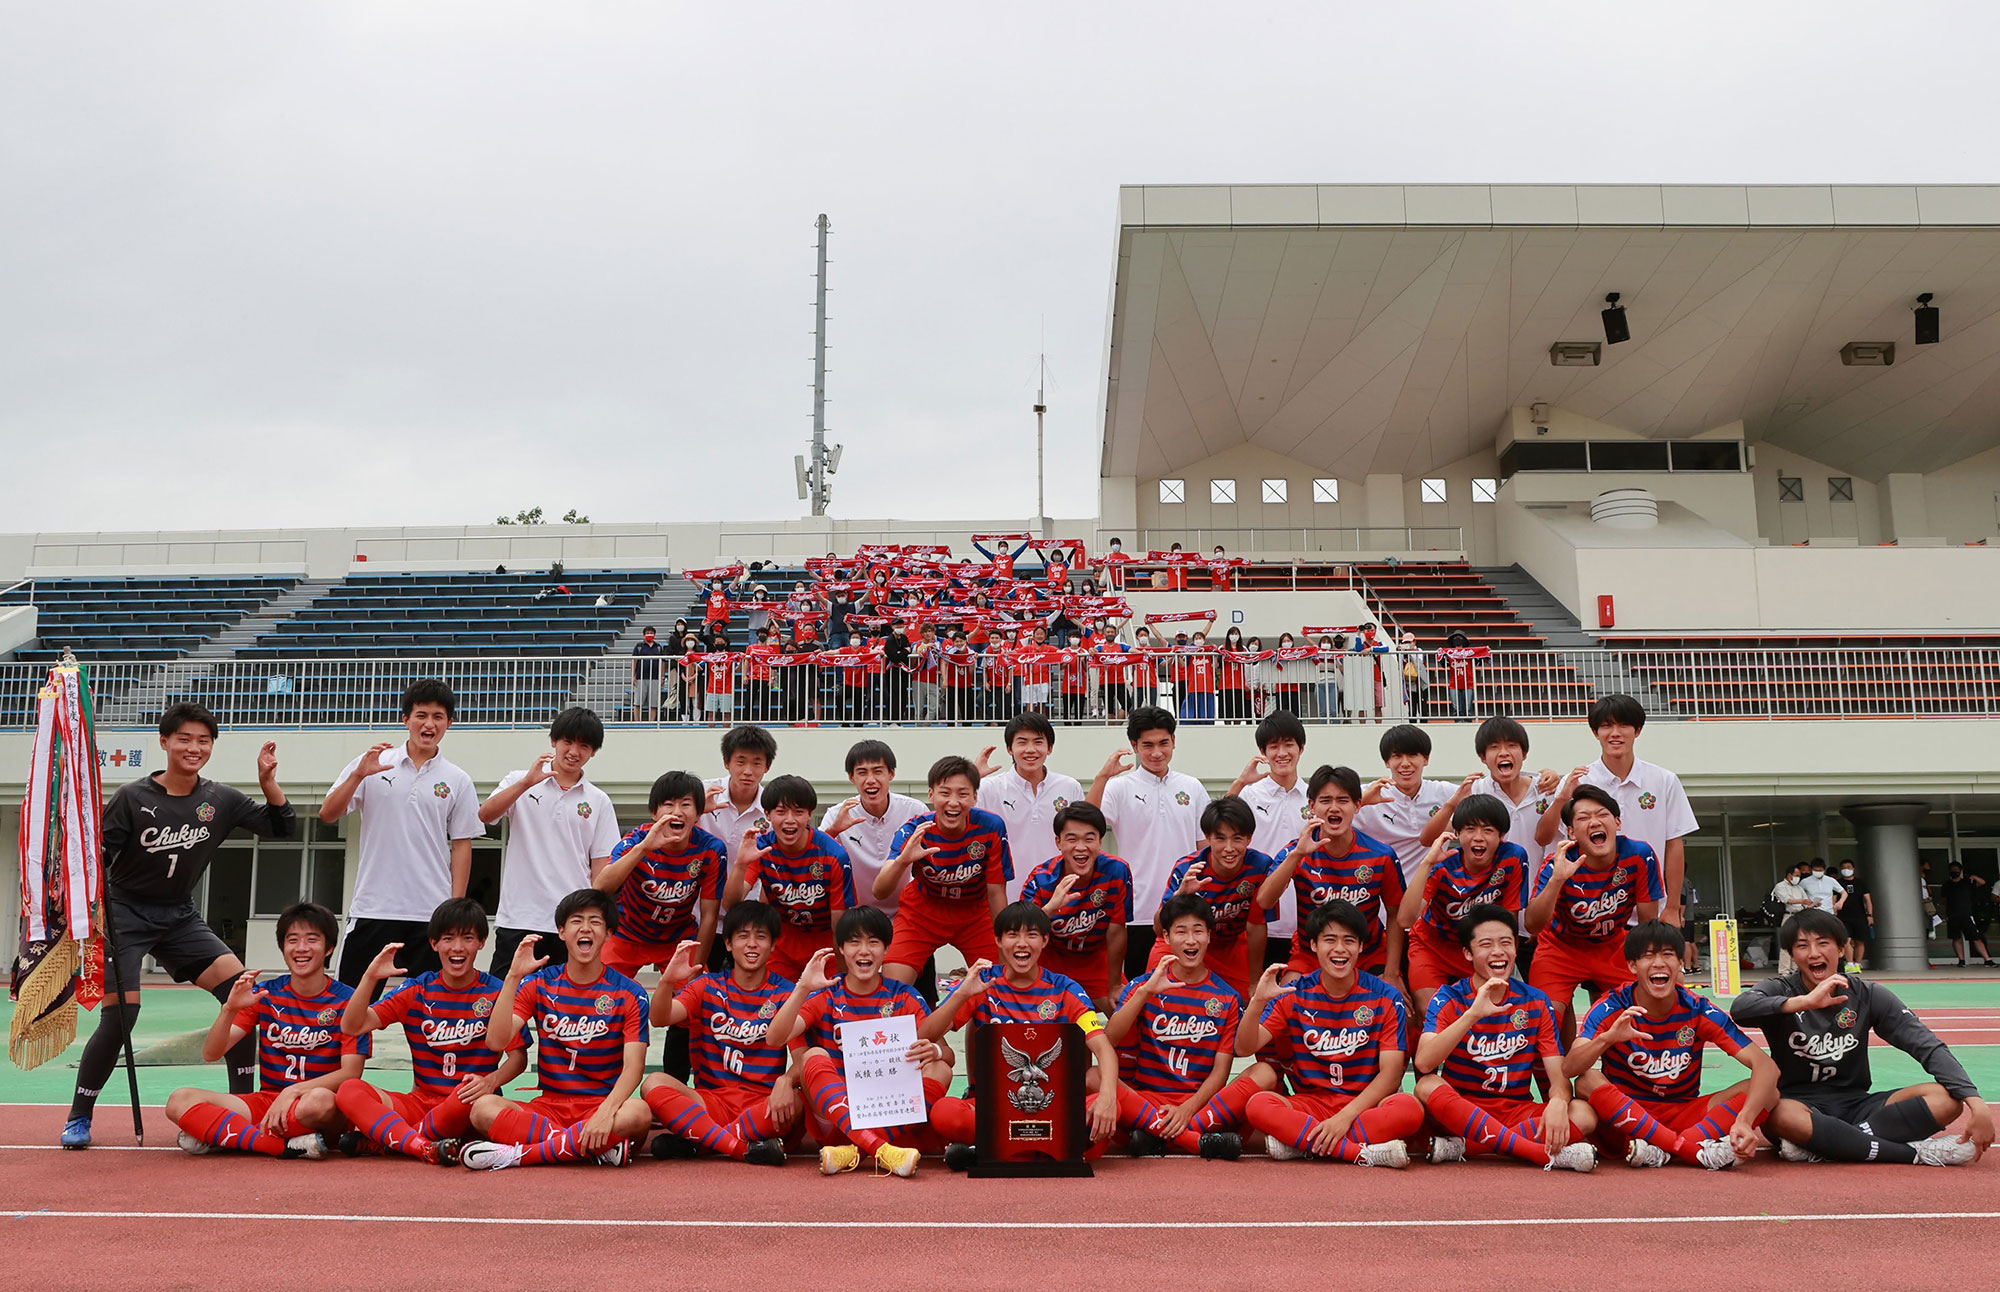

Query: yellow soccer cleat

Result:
[818,1144,861,1175]
[874,1143,921,1178]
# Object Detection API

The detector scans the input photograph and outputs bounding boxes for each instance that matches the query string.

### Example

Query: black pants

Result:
[489,926,554,981]
[1121,923,1157,981]
[338,918,441,1000]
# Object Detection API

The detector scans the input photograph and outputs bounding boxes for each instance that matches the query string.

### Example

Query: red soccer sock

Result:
[486,1103,548,1147]
[418,1089,475,1142]
[801,1051,888,1155]
[515,1122,591,1166]
[1245,1090,1318,1154]
[1586,1083,1688,1163]
[1685,1093,1754,1149]
[1423,1084,1549,1165]
[642,1084,749,1159]
[175,1102,285,1157]
[1194,1073,1263,1132]
[1114,1085,1201,1153]
[929,1095,977,1144]
[334,1081,431,1159]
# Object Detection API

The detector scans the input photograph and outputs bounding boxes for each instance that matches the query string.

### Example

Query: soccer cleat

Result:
[1428,1135,1467,1164]
[1545,1142,1597,1173]
[818,1144,861,1175]
[1356,1140,1409,1169]
[282,1133,328,1161]
[1125,1129,1169,1157]
[1263,1135,1306,1161]
[1912,1134,1978,1167]
[1625,1139,1672,1168]
[1776,1139,1825,1164]
[743,1138,787,1167]
[60,1118,92,1150]
[425,1137,464,1167]
[1694,1138,1739,1171]
[460,1140,525,1171]
[874,1143,921,1178]
[335,1131,386,1158]
[1843,962,1862,972]
[1198,1131,1242,1161]
[943,1142,978,1172]
[649,1133,699,1160]
[593,1140,631,1167]
[176,1129,216,1156]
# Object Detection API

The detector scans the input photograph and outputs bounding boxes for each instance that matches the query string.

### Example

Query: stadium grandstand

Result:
[5,182,2000,985]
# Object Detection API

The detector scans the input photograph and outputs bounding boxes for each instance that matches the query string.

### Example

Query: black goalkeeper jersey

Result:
[1729,971,1977,1102]
[102,772,297,904]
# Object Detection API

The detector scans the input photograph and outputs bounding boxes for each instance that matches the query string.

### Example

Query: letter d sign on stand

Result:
[969,1021,1092,1178]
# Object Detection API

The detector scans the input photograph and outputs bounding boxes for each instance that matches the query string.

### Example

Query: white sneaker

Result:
[1429,1135,1467,1163]
[460,1140,525,1171]
[176,1130,216,1156]
[1264,1135,1306,1161]
[1694,1138,1739,1171]
[1912,1134,1978,1167]
[1355,1140,1409,1169]
[1777,1139,1825,1164]
[593,1140,631,1167]
[1545,1142,1597,1173]
[283,1134,327,1161]
[1624,1139,1671,1168]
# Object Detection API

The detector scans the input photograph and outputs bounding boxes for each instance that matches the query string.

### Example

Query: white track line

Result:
[4,1209,1998,1231]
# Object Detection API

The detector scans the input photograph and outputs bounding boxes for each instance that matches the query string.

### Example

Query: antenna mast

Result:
[797,214,839,516]
[1034,351,1048,538]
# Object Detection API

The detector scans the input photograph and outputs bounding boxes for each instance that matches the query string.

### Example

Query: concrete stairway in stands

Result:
[188,578,342,660]
[1476,564,1668,711]
[572,574,697,718]
[94,578,342,724]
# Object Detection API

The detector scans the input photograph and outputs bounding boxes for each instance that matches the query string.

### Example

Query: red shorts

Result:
[885,887,1000,971]
[1042,944,1114,1001]
[235,1089,317,1136]
[770,924,834,982]
[699,1083,806,1145]
[602,934,685,977]
[1528,936,1634,1015]
[1275,1089,1357,1120]
[1406,928,1471,994]
[1432,1091,1545,1134]
[523,1092,604,1127]
[1152,934,1253,1001]
[380,1086,450,1124]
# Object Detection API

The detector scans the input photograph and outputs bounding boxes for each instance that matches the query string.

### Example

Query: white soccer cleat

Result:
[283,1133,327,1161]
[1428,1135,1466,1164]
[1355,1140,1409,1169]
[593,1140,631,1167]
[1264,1135,1306,1161]
[1912,1134,1978,1167]
[176,1130,216,1156]
[1776,1139,1824,1164]
[459,1140,525,1171]
[1624,1139,1671,1168]
[1546,1142,1597,1173]
[1694,1138,1739,1171]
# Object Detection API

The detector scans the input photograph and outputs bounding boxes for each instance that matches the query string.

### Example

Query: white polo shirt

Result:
[1582,757,1697,864]
[977,766,1087,901]
[492,770,621,932]
[1239,775,1310,937]
[1099,765,1210,924]
[1470,774,1554,863]
[820,792,927,915]
[1358,778,1457,883]
[701,776,769,866]
[337,745,483,922]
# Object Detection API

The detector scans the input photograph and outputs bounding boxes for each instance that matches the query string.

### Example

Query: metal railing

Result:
[8,645,1998,730]
[1134,527,1464,554]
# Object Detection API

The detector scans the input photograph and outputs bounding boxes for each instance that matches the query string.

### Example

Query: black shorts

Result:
[1946,913,1985,939]
[336,917,443,998]
[488,926,553,980]
[106,893,235,989]
[1797,1087,1939,1141]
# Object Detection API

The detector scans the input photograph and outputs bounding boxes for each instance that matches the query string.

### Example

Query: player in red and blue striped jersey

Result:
[768,906,955,1178]
[1149,797,1275,1000]
[1234,900,1422,1166]
[638,900,796,1165]
[923,901,1122,1169]
[726,776,854,981]
[165,902,364,1160]
[1396,794,1530,1014]
[1567,920,1778,1169]
[1105,894,1256,1159]
[1018,802,1133,1003]
[333,897,526,1164]
[876,756,1013,985]
[1526,784,1664,1044]
[596,771,727,978]
[1259,765,1405,994]
[1415,903,1600,1171]
[459,889,655,1169]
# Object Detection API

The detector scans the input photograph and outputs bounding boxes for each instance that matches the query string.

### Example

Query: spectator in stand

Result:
[1942,863,1997,966]
[1441,629,1477,720]
[743,625,783,724]
[941,628,977,721]
[678,633,706,719]
[823,583,856,648]
[743,583,773,637]
[883,622,913,718]
[1219,626,1252,723]
[1096,535,1132,591]
[1208,544,1235,591]
[1400,630,1429,716]
[700,639,735,722]
[1271,632,1303,714]
[1179,630,1218,725]
[702,579,731,634]
[911,624,944,722]
[1314,634,1343,719]
[632,626,665,721]
[1769,863,1812,973]
[980,634,1014,722]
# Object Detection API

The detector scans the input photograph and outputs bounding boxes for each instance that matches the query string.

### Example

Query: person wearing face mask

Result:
[1834,860,1873,972]
[1768,864,1812,974]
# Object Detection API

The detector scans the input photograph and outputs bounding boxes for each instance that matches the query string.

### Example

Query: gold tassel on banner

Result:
[9,934,80,1070]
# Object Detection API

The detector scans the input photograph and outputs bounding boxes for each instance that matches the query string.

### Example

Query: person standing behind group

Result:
[975,713,1085,903]
[1089,705,1210,979]
[632,627,665,721]
[1768,864,1812,974]
[1835,860,1873,971]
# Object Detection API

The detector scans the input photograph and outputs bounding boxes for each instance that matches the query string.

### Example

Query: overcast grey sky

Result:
[3,2,1993,534]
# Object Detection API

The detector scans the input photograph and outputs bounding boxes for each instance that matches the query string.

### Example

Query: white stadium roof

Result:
[1100,184,2000,480]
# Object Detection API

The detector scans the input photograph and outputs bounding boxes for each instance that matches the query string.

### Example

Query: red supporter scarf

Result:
[1144,610,1216,625]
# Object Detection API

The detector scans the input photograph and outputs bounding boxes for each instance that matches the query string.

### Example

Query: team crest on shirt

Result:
[1676,1025,1696,1046]
[1510,1008,1529,1028]
[433,781,450,798]
[1836,1006,1858,1029]
[1638,792,1658,810]
[474,997,494,1018]
[1053,797,1070,809]
[1354,1005,1375,1025]
[1091,889,1108,906]
[753,817,770,832]
[1236,879,1254,896]
[577,803,593,818]
[758,1001,777,1019]
[1036,999,1059,1019]
[1299,805,1311,819]
[968,842,987,859]
[316,1007,339,1024]
[1355,865,1374,882]
[1203,998,1224,1018]
[1614,866,1632,885]
[1535,799,1551,814]
[594,993,617,1016]
[1174,791,1191,806]
[878,1003,897,1017]
[195,803,216,823]
[1427,805,1441,817]
[810,861,828,879]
